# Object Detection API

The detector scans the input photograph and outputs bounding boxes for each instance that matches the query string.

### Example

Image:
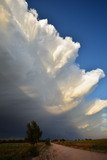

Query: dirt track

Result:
[33,143,107,160]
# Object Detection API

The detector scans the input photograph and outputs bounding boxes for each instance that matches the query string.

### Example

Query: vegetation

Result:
[26,121,42,145]
[45,138,51,146]
[0,120,43,160]
[55,139,107,153]
[0,142,40,160]
[2,119,107,159]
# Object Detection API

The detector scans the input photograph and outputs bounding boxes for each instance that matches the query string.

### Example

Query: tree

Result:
[26,121,42,145]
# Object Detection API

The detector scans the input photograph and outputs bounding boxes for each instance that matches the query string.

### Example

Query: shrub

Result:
[28,146,39,157]
[45,139,51,146]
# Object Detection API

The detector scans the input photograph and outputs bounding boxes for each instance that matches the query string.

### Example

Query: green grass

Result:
[56,139,107,153]
[0,142,43,160]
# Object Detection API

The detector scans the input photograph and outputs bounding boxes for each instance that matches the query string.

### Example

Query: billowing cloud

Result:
[0,0,107,138]
[86,99,107,115]
[0,5,10,27]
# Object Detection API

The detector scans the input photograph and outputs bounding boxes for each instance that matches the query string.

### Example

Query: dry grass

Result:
[0,142,44,160]
[56,139,107,153]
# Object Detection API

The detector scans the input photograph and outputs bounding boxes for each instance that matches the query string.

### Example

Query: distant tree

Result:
[60,139,65,142]
[26,121,42,145]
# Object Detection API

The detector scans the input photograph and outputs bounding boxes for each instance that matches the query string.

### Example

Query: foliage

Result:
[28,146,39,156]
[26,121,42,145]
[45,138,51,146]
[0,142,44,160]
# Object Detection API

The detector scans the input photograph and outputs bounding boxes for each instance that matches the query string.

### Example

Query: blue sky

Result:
[27,0,107,100]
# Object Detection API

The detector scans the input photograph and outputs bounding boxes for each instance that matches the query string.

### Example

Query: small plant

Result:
[45,138,51,146]
[28,146,39,157]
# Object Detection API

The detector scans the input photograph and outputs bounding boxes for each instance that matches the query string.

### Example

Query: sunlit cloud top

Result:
[0,0,107,138]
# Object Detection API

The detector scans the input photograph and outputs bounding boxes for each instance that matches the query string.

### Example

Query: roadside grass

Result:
[0,142,44,160]
[56,139,107,153]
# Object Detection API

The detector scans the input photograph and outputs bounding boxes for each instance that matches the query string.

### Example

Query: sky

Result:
[0,0,107,139]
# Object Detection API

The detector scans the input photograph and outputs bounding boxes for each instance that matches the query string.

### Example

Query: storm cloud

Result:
[0,0,107,139]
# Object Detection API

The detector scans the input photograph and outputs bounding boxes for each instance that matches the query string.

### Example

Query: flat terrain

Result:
[0,142,40,159]
[57,139,107,152]
[33,143,107,160]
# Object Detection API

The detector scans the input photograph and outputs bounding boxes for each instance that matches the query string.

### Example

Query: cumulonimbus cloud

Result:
[86,99,107,115]
[0,0,105,112]
[0,0,107,138]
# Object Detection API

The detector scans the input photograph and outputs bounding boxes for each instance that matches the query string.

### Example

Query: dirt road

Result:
[33,143,107,160]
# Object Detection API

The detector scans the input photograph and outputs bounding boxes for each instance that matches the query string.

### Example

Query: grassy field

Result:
[1,139,107,159]
[56,139,107,153]
[0,142,44,160]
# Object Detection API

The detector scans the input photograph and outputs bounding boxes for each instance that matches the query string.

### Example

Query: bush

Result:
[28,146,39,157]
[45,139,51,146]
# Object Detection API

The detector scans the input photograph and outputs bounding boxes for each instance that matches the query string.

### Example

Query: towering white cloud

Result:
[0,0,107,138]
[86,99,107,115]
